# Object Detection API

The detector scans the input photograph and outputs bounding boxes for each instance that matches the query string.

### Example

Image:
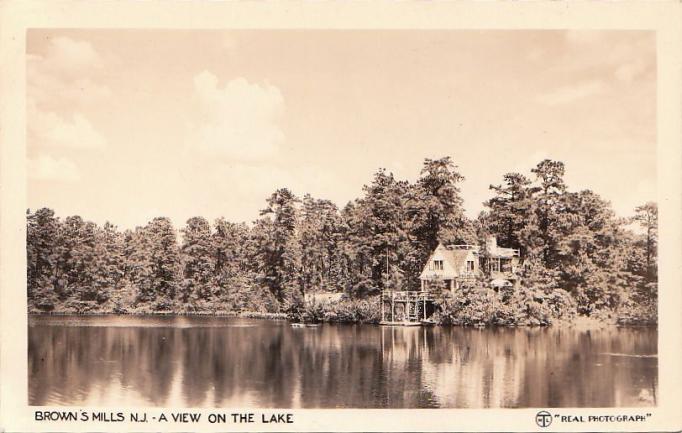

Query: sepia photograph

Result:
[24,28,660,410]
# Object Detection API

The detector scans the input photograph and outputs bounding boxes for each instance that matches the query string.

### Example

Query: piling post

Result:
[381,291,385,321]
[391,291,395,322]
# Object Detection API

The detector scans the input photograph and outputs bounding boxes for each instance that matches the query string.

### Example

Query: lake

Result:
[28,315,657,408]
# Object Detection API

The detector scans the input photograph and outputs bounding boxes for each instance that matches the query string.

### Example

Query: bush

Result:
[288,296,381,324]
[152,297,174,312]
[617,296,657,325]
[435,286,496,326]
[33,296,56,312]
[434,283,577,327]
[112,302,128,314]
[63,299,98,314]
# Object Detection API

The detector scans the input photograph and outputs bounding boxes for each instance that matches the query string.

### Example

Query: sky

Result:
[26,30,656,229]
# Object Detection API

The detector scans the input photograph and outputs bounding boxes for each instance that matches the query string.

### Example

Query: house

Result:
[480,236,521,283]
[419,236,520,292]
[381,236,521,325]
[419,243,480,292]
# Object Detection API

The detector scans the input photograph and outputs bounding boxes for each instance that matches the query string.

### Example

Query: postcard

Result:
[1,1,680,432]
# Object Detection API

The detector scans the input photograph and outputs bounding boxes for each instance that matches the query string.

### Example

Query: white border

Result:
[1,1,680,432]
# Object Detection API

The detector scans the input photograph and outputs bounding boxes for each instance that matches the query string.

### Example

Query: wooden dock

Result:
[380,290,436,326]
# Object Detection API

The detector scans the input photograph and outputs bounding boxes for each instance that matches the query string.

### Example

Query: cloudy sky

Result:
[27,30,656,229]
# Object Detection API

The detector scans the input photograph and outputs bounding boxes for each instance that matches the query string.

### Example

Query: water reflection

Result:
[28,316,657,408]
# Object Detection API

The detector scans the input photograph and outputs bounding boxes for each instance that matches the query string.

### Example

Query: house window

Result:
[501,259,511,272]
[491,258,500,272]
[466,260,475,272]
[433,260,443,271]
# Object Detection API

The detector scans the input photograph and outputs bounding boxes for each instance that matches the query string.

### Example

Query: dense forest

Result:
[27,158,658,325]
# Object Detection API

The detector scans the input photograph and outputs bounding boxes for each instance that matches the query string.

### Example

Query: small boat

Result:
[290,322,321,328]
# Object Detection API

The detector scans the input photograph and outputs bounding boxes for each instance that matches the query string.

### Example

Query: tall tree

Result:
[212,219,249,287]
[338,200,374,296]
[180,217,215,307]
[123,226,154,305]
[484,172,532,254]
[85,221,126,304]
[253,188,301,304]
[359,170,411,291]
[632,202,658,280]
[554,190,632,311]
[129,217,182,310]
[298,194,344,294]
[529,159,567,266]
[409,157,468,248]
[406,157,469,288]
[212,219,260,311]
[26,208,61,310]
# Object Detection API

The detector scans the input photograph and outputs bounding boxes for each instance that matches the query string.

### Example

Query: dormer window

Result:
[433,260,443,270]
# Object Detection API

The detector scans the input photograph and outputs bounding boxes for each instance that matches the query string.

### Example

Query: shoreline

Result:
[27,310,288,320]
[27,311,656,329]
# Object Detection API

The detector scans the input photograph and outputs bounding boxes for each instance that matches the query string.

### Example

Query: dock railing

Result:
[380,289,434,302]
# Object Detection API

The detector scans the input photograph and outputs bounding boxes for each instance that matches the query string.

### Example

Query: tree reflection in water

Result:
[28,316,657,408]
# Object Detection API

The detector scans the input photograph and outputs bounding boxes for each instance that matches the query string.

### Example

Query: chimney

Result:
[486,236,497,255]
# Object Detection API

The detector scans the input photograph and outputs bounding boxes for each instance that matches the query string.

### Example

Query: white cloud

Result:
[559,31,655,87]
[188,71,285,161]
[536,80,604,106]
[27,36,110,154]
[31,107,107,149]
[41,36,104,76]
[28,40,111,106]
[28,154,81,182]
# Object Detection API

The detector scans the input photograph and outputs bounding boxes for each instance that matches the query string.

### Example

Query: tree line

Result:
[27,157,657,321]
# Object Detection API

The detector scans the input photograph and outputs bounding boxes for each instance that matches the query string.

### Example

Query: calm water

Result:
[28,315,657,408]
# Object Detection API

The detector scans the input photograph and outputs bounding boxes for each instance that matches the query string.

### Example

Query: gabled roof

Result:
[420,243,477,279]
[444,249,473,273]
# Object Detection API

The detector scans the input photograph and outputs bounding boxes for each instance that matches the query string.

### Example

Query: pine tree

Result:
[124,226,155,305]
[26,208,61,310]
[180,217,215,308]
[298,195,344,294]
[93,222,125,304]
[147,217,182,309]
[212,218,252,307]
[406,157,469,289]
[529,159,567,266]
[632,202,658,280]
[485,173,532,254]
[253,188,301,305]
